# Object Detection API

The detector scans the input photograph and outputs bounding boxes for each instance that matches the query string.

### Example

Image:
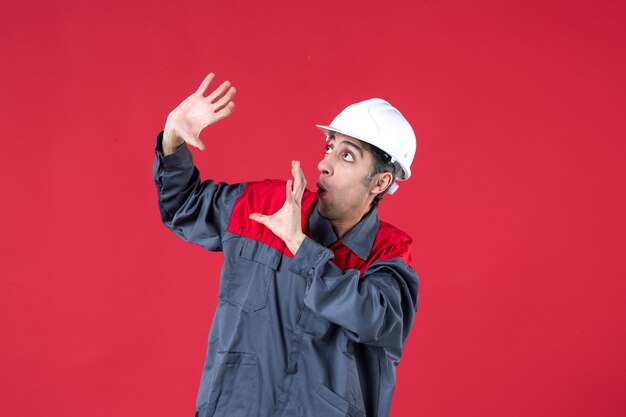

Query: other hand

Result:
[249,161,307,255]
[163,73,236,154]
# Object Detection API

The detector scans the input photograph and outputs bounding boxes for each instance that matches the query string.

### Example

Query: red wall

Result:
[1,0,625,416]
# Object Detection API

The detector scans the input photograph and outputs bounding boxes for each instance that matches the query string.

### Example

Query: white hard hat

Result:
[316,99,416,188]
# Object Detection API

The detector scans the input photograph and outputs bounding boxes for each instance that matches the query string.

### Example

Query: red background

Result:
[1,0,625,416]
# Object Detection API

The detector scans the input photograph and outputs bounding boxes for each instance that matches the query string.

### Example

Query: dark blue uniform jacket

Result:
[153,134,419,417]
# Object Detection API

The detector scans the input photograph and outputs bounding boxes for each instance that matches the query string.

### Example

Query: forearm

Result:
[288,237,418,348]
[153,131,246,251]
[153,132,198,221]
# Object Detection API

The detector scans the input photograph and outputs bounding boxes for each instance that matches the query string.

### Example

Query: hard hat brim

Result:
[315,124,411,181]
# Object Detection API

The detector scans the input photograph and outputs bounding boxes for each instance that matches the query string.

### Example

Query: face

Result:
[316,133,378,224]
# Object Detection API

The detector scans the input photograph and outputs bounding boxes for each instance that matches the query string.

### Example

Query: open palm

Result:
[164,73,236,152]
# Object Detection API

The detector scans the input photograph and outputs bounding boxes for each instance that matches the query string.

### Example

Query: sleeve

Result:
[288,237,419,350]
[152,132,246,251]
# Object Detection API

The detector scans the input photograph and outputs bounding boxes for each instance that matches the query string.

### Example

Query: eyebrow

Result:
[328,137,364,159]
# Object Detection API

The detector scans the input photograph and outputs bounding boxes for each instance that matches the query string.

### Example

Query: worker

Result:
[153,73,419,417]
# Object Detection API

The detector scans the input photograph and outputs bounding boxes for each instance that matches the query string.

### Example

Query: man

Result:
[153,73,419,417]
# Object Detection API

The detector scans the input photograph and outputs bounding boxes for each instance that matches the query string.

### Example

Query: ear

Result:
[370,172,393,195]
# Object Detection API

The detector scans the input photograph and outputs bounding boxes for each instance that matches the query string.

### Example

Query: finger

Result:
[214,101,235,121]
[285,179,294,204]
[213,86,236,111]
[292,161,306,202]
[291,160,299,192]
[298,161,307,188]
[196,73,215,95]
[206,80,232,103]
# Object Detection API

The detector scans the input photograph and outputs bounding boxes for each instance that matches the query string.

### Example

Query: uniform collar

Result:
[308,203,379,260]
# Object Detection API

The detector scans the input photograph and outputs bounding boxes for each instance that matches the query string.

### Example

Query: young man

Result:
[153,73,419,417]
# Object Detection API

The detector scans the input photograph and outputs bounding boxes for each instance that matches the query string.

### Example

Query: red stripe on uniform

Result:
[226,180,318,257]
[227,181,413,274]
[330,222,413,276]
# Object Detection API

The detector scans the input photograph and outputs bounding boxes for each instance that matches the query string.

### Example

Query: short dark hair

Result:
[362,142,401,209]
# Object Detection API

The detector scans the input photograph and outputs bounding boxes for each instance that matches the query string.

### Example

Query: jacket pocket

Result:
[199,351,261,417]
[310,384,366,417]
[220,239,280,312]
[309,384,349,416]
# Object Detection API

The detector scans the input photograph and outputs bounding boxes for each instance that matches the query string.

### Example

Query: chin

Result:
[317,201,333,219]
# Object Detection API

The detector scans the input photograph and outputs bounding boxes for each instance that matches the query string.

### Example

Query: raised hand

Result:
[249,161,308,255]
[163,73,236,155]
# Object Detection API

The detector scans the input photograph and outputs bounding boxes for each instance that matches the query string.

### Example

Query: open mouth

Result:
[316,182,328,198]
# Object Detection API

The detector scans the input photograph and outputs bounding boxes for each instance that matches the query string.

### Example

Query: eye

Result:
[343,152,354,162]
[325,145,332,154]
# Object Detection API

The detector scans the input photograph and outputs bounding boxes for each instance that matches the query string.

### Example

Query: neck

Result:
[331,205,373,238]
[331,220,357,239]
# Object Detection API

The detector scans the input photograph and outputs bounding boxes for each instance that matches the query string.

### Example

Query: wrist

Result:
[286,232,306,256]
[163,122,184,156]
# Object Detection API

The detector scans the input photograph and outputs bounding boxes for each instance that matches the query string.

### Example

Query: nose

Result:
[317,155,333,176]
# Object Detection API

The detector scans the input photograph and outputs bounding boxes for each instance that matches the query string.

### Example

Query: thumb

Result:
[249,213,269,225]
[181,132,206,151]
